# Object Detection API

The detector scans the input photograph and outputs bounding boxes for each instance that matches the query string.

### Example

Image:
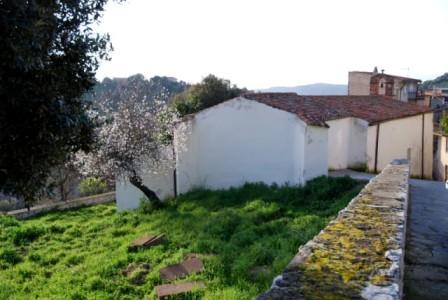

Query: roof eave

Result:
[368,110,433,126]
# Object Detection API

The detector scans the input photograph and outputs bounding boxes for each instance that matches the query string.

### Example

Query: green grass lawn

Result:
[0,176,361,300]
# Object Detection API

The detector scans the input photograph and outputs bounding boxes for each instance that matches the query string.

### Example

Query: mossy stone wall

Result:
[258,160,410,300]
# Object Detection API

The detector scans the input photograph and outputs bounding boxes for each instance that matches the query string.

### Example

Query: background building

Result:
[305,95,433,178]
[348,67,422,102]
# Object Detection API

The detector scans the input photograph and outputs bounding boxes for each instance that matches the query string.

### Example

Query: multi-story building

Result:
[348,67,422,102]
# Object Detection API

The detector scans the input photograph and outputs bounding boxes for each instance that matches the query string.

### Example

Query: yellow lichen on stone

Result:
[298,177,404,298]
[257,162,409,300]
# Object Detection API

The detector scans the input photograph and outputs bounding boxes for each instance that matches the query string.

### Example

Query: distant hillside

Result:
[422,73,448,90]
[260,83,348,95]
[84,74,188,110]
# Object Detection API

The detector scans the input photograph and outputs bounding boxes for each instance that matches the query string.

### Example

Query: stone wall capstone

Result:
[5,192,115,220]
[257,160,410,300]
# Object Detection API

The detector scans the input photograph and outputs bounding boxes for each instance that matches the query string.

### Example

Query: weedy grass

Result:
[0,176,360,300]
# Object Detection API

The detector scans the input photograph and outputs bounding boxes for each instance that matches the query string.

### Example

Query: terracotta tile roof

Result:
[350,71,421,82]
[242,93,328,127]
[242,93,432,126]
[304,95,431,124]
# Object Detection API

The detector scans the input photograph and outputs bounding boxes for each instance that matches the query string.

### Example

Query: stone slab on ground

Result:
[156,281,206,298]
[129,234,165,251]
[160,257,204,280]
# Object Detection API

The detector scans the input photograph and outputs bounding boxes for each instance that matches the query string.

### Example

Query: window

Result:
[380,83,384,88]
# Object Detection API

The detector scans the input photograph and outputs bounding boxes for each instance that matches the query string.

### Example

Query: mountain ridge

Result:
[259,83,348,95]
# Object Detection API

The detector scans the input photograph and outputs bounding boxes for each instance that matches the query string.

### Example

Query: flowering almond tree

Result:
[77,89,177,207]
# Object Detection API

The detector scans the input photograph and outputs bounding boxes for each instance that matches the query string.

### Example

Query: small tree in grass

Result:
[76,90,177,208]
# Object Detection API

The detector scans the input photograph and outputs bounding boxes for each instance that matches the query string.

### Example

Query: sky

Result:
[95,0,448,90]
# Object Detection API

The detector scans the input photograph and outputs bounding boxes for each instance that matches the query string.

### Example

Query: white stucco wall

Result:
[116,151,175,211]
[366,113,433,178]
[304,126,328,180]
[327,118,368,170]
[174,97,328,194]
[434,135,448,181]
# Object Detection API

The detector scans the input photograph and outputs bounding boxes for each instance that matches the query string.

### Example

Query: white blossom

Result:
[75,87,179,194]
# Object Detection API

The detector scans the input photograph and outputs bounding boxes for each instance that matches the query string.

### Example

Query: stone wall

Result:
[257,160,410,300]
[4,192,115,220]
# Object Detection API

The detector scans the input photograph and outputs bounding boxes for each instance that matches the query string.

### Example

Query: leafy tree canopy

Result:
[422,73,448,90]
[84,74,188,111]
[171,74,248,116]
[0,0,117,206]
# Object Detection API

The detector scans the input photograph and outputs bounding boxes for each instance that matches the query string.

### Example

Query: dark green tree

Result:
[0,0,117,207]
[422,73,448,90]
[171,74,248,116]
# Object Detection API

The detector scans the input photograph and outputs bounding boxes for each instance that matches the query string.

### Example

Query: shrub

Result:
[79,177,107,197]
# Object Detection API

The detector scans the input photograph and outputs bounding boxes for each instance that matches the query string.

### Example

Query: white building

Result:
[116,93,433,210]
[307,95,433,178]
[348,68,421,102]
[174,94,329,195]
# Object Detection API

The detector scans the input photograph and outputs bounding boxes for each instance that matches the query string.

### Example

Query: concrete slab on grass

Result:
[129,234,164,251]
[160,257,204,280]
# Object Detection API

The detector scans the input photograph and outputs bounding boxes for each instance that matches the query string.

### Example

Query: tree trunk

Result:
[24,199,31,212]
[59,182,67,202]
[129,174,162,208]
